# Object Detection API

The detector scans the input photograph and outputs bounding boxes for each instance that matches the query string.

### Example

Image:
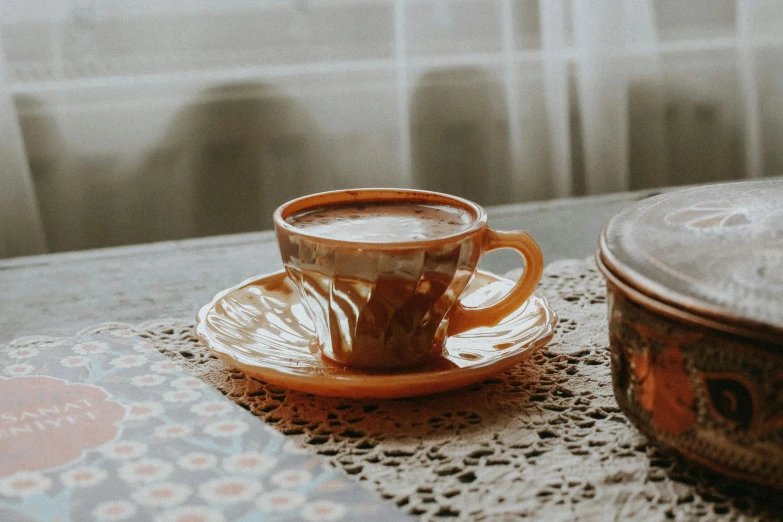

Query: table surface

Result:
[5,186,783,521]
[0,189,659,343]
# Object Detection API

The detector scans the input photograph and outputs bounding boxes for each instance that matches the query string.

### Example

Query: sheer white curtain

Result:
[571,0,660,194]
[0,0,781,257]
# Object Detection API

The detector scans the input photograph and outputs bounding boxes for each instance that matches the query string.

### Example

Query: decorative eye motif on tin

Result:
[700,369,783,435]
[664,200,752,229]
[702,376,755,431]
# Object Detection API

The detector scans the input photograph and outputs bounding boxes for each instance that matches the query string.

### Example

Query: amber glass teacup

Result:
[274,189,543,370]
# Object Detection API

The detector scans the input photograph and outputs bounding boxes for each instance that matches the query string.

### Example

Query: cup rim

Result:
[273,188,488,248]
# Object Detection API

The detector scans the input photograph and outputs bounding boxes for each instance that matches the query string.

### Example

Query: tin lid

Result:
[599,180,783,340]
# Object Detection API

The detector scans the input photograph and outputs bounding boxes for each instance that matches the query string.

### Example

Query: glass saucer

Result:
[196,270,557,398]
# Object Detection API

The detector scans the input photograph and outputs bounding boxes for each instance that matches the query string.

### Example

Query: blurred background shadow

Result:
[410,67,513,207]
[17,84,329,252]
[17,94,110,253]
[131,83,327,243]
[627,81,745,190]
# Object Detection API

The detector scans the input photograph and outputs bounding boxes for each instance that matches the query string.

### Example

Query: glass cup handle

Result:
[447,229,544,335]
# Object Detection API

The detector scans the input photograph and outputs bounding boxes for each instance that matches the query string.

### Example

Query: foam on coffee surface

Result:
[286,201,474,242]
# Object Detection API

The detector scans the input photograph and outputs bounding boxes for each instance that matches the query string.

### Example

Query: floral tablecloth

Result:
[0,333,406,521]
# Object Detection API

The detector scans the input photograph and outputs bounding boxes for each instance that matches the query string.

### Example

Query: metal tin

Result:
[596,180,783,489]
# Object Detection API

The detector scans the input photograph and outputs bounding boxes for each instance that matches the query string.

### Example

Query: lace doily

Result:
[7,259,783,521]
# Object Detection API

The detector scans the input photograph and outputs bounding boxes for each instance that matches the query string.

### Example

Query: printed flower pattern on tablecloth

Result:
[102,441,148,461]
[190,401,233,417]
[0,332,406,522]
[154,424,193,439]
[61,354,91,367]
[125,402,165,420]
[92,500,138,521]
[110,354,148,368]
[155,505,226,522]
[132,482,192,508]
[170,376,207,390]
[301,500,348,521]
[60,467,107,487]
[0,471,52,497]
[110,329,138,339]
[319,479,349,493]
[118,459,175,484]
[203,420,249,438]
[149,360,182,374]
[177,453,218,471]
[256,490,306,512]
[131,374,167,386]
[162,389,202,403]
[271,469,313,489]
[7,347,38,359]
[197,477,264,505]
[222,453,277,475]
[133,340,155,353]
[72,341,109,355]
[4,363,34,376]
